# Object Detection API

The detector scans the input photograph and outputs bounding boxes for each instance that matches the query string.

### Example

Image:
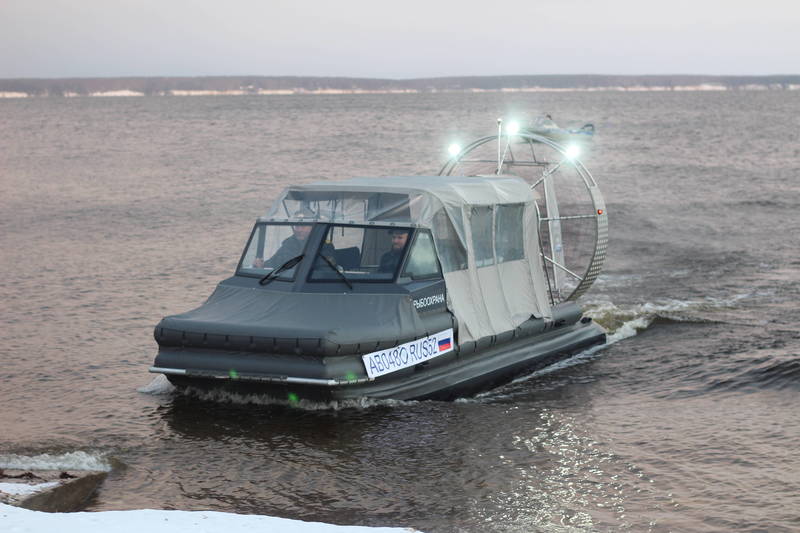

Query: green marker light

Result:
[287,392,299,404]
[228,369,239,379]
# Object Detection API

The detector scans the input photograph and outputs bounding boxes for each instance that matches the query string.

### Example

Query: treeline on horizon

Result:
[2,74,799,95]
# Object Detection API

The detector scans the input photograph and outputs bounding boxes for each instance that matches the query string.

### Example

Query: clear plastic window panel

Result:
[495,204,525,263]
[470,206,495,268]
[238,223,312,279]
[276,191,416,224]
[309,225,411,282]
[401,231,442,280]
[432,209,467,272]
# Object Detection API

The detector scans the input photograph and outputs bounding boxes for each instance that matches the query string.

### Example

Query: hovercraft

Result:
[150,120,608,401]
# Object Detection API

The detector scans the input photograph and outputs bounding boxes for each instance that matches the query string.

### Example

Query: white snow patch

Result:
[89,90,144,97]
[0,481,59,496]
[0,503,421,532]
[0,451,111,472]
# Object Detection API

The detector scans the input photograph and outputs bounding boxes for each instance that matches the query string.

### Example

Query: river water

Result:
[1,91,798,532]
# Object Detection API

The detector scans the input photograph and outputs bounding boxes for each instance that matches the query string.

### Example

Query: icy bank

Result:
[0,503,420,533]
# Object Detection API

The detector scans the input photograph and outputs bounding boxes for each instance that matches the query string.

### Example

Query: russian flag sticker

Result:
[438,337,452,352]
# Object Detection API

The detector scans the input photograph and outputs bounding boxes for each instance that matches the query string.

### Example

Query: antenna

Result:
[496,118,502,174]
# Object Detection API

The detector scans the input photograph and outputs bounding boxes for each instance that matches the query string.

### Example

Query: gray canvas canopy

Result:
[265,176,552,342]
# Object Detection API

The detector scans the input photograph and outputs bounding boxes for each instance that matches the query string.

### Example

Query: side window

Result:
[495,204,525,263]
[401,231,441,279]
[432,209,467,272]
[470,206,494,268]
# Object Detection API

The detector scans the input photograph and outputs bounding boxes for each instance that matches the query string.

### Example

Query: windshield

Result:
[309,225,413,282]
[237,222,313,279]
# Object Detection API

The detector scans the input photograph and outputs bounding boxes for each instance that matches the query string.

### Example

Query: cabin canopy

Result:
[266,176,552,342]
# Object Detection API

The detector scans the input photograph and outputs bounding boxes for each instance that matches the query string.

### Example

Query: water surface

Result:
[1,91,798,532]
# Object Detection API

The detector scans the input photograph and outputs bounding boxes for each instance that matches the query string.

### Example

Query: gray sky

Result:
[1,0,798,79]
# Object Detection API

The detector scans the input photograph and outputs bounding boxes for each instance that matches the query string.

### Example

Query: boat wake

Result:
[137,374,174,395]
[0,450,112,472]
[181,388,420,411]
[464,292,765,402]
[138,375,419,410]
[585,292,756,341]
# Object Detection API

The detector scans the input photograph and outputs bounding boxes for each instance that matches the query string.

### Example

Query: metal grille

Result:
[439,132,607,303]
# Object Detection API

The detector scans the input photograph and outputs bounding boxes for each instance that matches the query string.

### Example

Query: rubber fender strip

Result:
[148,366,371,386]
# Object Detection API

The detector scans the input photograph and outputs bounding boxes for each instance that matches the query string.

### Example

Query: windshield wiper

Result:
[259,254,304,285]
[318,254,353,290]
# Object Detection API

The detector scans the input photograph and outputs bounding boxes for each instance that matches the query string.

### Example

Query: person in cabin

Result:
[254,207,315,268]
[378,228,409,273]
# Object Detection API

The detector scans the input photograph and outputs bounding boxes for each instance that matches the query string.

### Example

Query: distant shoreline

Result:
[1,74,798,98]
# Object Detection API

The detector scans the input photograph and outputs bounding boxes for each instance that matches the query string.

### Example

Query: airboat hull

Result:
[151,303,605,402]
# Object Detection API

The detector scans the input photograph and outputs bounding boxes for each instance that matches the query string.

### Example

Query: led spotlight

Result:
[565,144,581,159]
[448,143,461,157]
[505,121,520,135]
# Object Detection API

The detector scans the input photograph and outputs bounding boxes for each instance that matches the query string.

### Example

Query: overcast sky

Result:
[1,0,798,79]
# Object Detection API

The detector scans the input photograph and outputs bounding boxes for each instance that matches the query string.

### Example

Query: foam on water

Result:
[0,451,112,472]
[462,293,759,401]
[584,292,757,336]
[606,316,651,343]
[137,374,175,395]
[179,386,419,411]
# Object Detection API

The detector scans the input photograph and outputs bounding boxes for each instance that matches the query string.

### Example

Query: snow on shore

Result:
[0,503,421,533]
[0,482,60,496]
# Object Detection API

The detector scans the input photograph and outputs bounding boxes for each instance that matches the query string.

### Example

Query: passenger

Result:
[378,229,409,272]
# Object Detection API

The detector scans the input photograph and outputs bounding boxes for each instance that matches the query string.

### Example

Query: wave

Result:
[707,354,800,394]
[0,451,112,472]
[732,198,797,209]
[743,358,800,390]
[584,292,755,340]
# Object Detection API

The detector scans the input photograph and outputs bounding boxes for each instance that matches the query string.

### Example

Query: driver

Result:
[254,208,315,268]
[263,223,312,268]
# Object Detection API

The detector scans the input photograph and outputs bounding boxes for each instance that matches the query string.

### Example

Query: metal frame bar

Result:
[149,366,372,386]
[540,214,598,221]
[542,256,584,280]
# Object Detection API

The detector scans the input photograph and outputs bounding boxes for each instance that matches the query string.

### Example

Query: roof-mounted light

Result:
[565,144,581,160]
[448,143,462,157]
[505,121,520,136]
